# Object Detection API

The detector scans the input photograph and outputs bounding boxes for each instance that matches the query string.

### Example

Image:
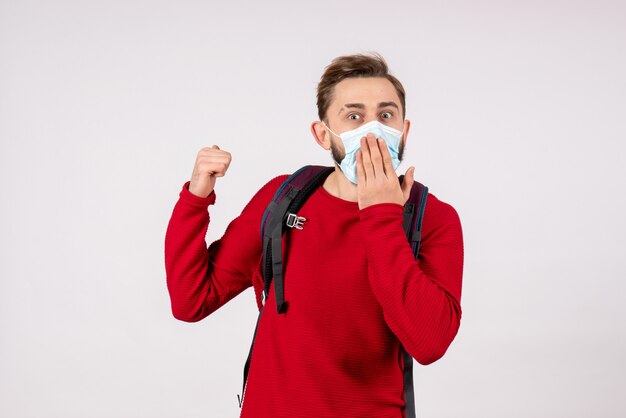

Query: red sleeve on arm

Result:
[164,176,287,322]
[359,195,464,364]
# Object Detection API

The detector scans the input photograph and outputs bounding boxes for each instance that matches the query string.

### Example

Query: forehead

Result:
[330,77,401,108]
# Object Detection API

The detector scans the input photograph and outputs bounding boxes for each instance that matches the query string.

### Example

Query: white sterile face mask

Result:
[323,120,404,184]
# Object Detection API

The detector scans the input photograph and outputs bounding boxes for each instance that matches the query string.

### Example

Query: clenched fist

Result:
[188,145,232,198]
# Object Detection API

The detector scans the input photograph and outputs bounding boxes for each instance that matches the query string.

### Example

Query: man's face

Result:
[324,77,407,164]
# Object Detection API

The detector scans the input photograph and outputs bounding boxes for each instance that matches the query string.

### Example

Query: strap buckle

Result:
[285,213,306,230]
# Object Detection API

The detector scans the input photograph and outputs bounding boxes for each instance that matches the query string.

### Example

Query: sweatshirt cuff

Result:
[358,202,404,221]
[179,181,217,208]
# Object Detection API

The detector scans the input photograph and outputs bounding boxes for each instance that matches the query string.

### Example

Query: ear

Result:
[311,121,331,150]
[402,119,411,144]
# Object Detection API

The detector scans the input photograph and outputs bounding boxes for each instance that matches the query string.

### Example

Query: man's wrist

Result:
[181,181,216,207]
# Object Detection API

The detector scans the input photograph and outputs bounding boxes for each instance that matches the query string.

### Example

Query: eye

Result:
[380,112,393,119]
[347,113,361,120]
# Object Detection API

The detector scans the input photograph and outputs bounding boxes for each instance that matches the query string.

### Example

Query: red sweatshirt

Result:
[165,174,464,418]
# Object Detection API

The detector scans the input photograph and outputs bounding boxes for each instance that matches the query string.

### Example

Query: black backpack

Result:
[238,165,428,418]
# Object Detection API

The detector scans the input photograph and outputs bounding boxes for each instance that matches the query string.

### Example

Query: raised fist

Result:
[188,145,232,198]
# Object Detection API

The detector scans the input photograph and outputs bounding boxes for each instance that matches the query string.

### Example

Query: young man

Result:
[165,53,464,418]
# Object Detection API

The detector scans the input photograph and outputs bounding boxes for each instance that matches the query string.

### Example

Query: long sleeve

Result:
[164,177,286,322]
[358,195,464,365]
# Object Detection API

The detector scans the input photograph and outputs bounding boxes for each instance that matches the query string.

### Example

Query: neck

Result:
[322,167,358,202]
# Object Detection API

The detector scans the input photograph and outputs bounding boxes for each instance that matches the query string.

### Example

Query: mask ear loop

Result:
[321,121,342,139]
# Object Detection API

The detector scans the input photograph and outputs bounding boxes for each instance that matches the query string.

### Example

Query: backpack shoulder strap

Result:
[398,177,429,418]
[400,178,429,258]
[260,165,334,314]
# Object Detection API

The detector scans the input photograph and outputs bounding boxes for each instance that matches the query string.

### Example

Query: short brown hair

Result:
[316,53,406,121]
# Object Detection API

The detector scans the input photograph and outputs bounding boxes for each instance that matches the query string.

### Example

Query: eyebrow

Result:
[338,101,399,115]
[338,103,364,115]
[377,101,399,110]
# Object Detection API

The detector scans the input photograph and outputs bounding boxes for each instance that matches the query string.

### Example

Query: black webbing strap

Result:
[403,349,416,418]
[403,203,415,238]
[271,220,288,313]
[262,187,299,312]
[238,306,264,408]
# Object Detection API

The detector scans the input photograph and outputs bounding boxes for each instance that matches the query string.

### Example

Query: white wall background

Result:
[1,0,625,417]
